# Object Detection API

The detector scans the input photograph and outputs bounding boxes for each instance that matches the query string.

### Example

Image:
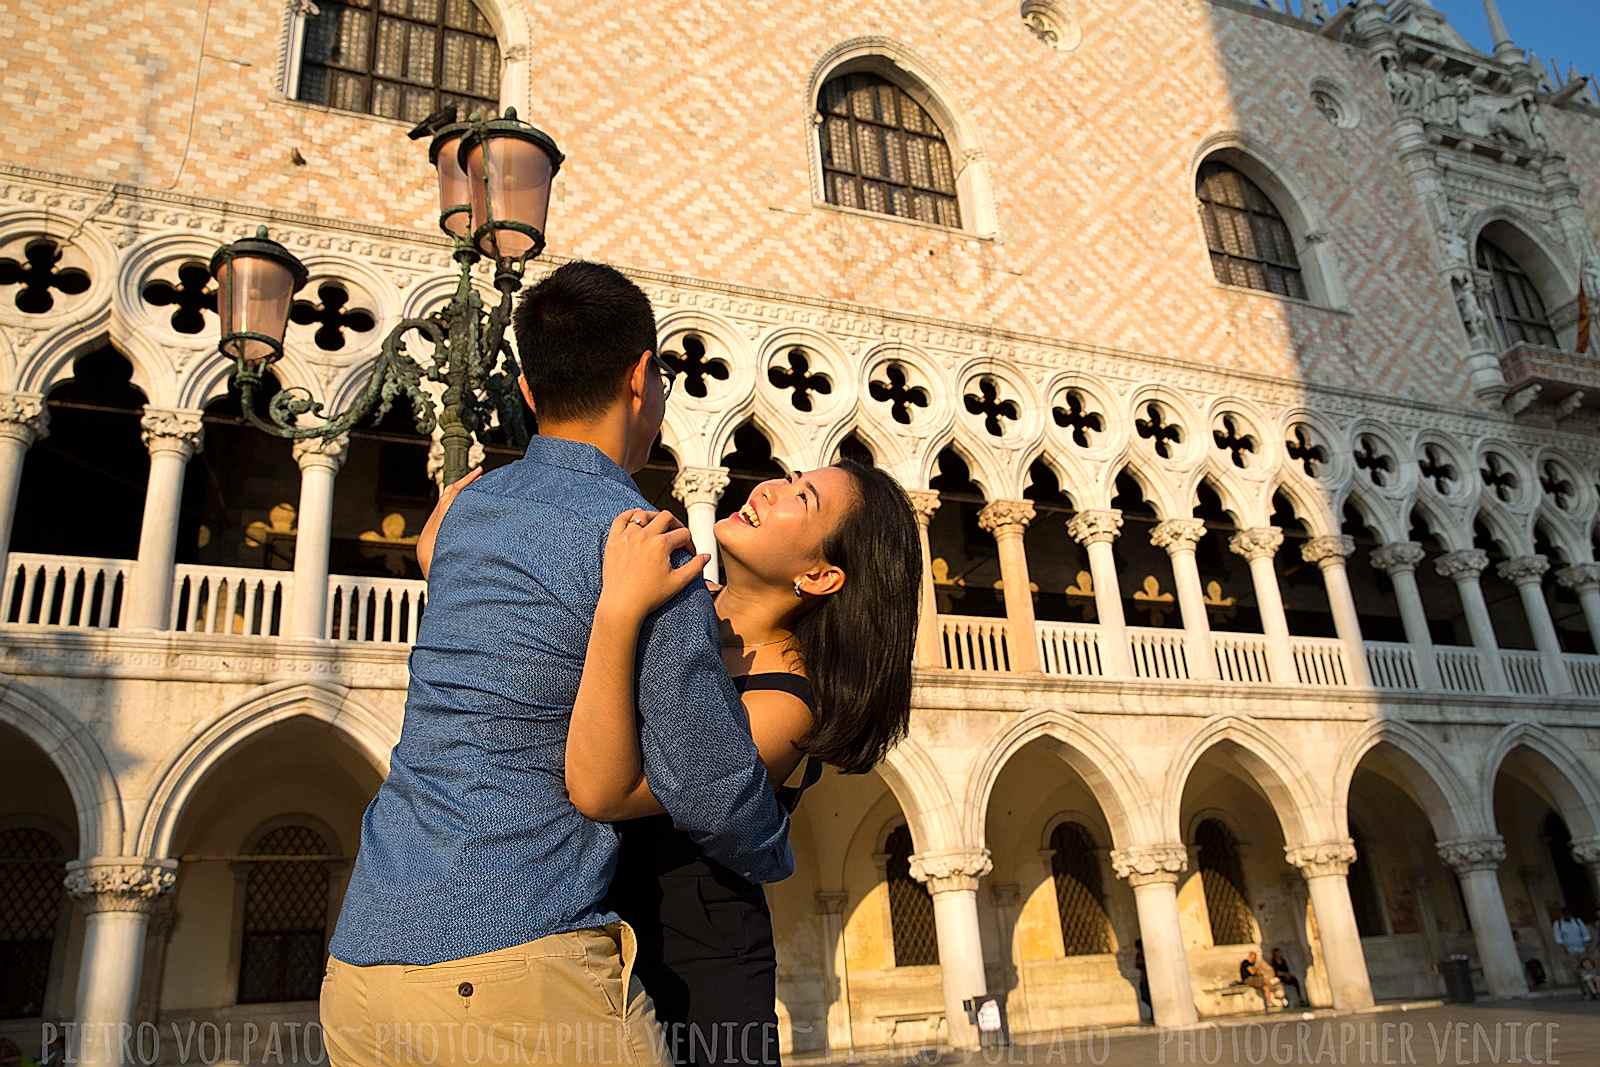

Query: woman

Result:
[420,459,921,1066]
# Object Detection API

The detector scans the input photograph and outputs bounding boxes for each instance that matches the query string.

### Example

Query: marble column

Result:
[672,466,730,583]
[1370,541,1442,689]
[909,849,993,1050]
[1556,564,1600,656]
[125,409,204,630]
[1437,837,1528,998]
[979,500,1041,673]
[1284,841,1376,1010]
[1229,527,1299,684]
[815,890,854,1057]
[0,393,48,577]
[1151,519,1217,680]
[1068,509,1132,677]
[65,858,179,1067]
[1435,550,1509,692]
[287,434,348,640]
[1498,555,1573,695]
[1111,844,1198,1027]
[1301,535,1373,687]
[907,490,944,669]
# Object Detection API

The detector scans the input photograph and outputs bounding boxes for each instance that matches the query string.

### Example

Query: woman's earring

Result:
[793,578,805,598]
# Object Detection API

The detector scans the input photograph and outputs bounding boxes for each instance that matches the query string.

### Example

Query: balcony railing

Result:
[3,555,1598,702]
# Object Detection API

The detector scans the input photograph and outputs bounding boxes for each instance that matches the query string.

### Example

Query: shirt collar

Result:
[524,434,637,488]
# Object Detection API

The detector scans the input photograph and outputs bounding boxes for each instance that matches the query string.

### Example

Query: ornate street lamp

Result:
[209,107,563,485]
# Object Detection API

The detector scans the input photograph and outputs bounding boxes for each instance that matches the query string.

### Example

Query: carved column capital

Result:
[65,857,179,914]
[0,392,49,446]
[977,499,1036,537]
[1557,564,1600,594]
[1570,836,1600,867]
[1497,555,1550,586]
[1110,844,1188,887]
[1150,518,1207,553]
[1301,535,1356,569]
[292,433,350,474]
[1067,508,1123,546]
[1229,526,1283,562]
[1434,549,1489,581]
[139,408,205,459]
[1285,839,1358,879]
[905,489,940,526]
[671,466,731,508]
[909,848,993,894]
[1371,540,1426,575]
[815,890,847,916]
[1436,836,1506,874]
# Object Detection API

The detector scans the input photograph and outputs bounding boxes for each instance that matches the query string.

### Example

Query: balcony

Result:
[1498,342,1600,417]
[6,552,1598,700]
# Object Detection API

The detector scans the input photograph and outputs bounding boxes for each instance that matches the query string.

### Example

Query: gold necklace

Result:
[720,634,793,650]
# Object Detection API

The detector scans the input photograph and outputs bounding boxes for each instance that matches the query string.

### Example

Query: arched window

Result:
[1477,237,1558,349]
[818,72,960,228]
[1197,162,1306,300]
[297,0,500,124]
[0,826,67,1019]
[1049,822,1113,956]
[1348,828,1387,938]
[884,824,939,966]
[238,824,334,1004]
[1195,818,1254,946]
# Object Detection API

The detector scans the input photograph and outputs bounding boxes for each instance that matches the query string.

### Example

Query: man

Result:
[320,261,793,1066]
[1239,950,1282,1012]
[1552,906,1591,976]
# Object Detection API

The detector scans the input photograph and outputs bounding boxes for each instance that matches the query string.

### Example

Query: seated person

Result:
[1239,950,1283,1011]
[1581,958,1600,1000]
[1269,946,1304,1007]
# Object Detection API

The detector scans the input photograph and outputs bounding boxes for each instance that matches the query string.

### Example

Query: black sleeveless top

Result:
[611,672,820,879]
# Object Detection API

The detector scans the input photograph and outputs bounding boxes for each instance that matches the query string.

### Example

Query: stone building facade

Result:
[4,0,1600,1061]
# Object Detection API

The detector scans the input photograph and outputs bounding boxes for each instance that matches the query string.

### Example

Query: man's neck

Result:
[537,416,629,470]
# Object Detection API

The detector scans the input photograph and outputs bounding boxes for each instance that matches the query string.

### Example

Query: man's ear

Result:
[518,374,536,413]
[627,349,653,401]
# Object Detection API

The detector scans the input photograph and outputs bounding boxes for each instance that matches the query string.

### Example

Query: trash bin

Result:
[962,993,1011,1048]
[1440,955,1475,1003]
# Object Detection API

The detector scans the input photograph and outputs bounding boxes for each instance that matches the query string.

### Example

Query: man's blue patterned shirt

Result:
[329,436,794,966]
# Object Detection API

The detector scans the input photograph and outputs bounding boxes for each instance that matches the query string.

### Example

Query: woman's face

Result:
[715,466,856,594]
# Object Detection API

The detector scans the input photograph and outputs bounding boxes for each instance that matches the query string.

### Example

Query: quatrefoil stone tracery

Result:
[963,376,1020,438]
[290,281,377,353]
[1135,402,1182,459]
[142,261,217,334]
[1213,414,1257,469]
[1541,461,1576,511]
[0,236,89,314]
[869,362,930,426]
[661,334,731,400]
[1052,390,1103,448]
[767,348,832,413]
[1354,434,1394,487]
[1419,445,1458,495]
[1285,425,1328,478]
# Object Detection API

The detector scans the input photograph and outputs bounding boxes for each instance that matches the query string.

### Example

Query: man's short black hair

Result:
[513,261,657,423]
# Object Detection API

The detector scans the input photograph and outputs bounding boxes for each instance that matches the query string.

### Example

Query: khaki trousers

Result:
[321,923,668,1066]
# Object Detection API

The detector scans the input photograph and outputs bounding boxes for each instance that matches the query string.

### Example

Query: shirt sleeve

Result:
[631,566,795,884]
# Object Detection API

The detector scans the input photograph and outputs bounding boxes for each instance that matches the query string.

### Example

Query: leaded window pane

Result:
[1477,238,1559,348]
[296,0,498,122]
[237,825,334,1005]
[1050,823,1113,956]
[1198,163,1306,299]
[884,825,939,967]
[817,72,961,228]
[0,827,66,1020]
[1196,819,1254,946]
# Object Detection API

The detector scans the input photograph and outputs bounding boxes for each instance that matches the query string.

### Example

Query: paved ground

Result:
[899,997,1600,1067]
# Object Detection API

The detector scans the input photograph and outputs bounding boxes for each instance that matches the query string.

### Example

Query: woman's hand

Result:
[417,466,483,580]
[599,508,708,623]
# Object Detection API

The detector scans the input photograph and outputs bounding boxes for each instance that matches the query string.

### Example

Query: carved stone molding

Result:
[0,392,49,446]
[1436,836,1507,874]
[1301,535,1357,568]
[139,408,204,458]
[1497,555,1550,585]
[292,433,350,473]
[672,466,731,508]
[906,489,940,526]
[1570,836,1600,867]
[1435,549,1490,581]
[1020,0,1081,53]
[1150,518,1207,553]
[64,858,179,914]
[1110,844,1188,887]
[1371,540,1426,575]
[1229,527,1284,562]
[1557,563,1600,594]
[1285,840,1358,879]
[1067,509,1123,546]
[977,499,1036,537]
[909,848,993,894]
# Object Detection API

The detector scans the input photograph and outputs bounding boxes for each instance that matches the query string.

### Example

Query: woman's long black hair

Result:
[791,460,921,775]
